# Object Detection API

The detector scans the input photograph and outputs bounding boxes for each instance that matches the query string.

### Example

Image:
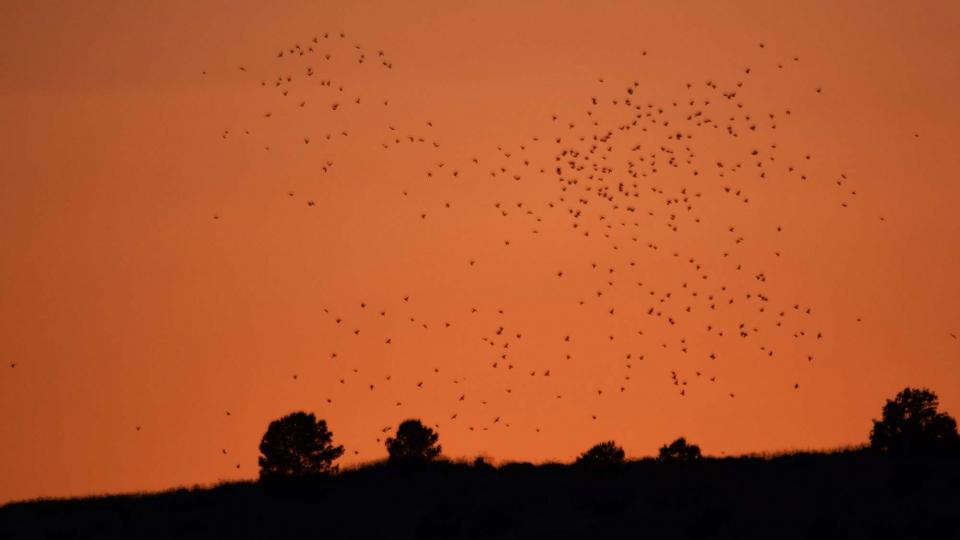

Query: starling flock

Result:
[6,30,941,472]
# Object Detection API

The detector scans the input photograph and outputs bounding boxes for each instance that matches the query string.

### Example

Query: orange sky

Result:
[1,0,959,504]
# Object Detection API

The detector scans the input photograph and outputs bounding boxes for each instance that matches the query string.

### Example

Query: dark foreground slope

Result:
[2,451,959,539]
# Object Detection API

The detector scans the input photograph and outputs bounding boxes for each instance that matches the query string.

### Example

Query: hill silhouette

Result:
[2,386,958,538]
[2,449,959,539]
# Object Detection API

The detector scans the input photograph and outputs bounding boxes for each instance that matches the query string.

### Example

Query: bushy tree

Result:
[258,412,344,480]
[386,419,441,464]
[870,387,960,455]
[658,437,702,463]
[576,440,626,467]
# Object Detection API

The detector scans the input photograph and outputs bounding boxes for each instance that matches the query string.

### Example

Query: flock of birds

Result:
[7,30,947,472]
[203,33,837,466]
[193,31,960,467]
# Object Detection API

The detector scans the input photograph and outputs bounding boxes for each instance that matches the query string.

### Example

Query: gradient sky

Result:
[1,0,959,504]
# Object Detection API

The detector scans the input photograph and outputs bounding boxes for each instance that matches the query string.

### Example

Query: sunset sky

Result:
[1,0,959,504]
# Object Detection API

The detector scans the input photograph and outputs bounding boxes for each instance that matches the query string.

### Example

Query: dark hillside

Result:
[2,451,958,539]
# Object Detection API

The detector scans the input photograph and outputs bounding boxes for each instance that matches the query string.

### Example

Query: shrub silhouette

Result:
[386,419,442,464]
[576,440,626,467]
[258,411,344,480]
[658,437,702,463]
[473,455,495,470]
[870,387,960,455]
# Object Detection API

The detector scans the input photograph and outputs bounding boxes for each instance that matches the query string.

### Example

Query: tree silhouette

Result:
[658,437,702,463]
[385,419,441,464]
[576,440,626,467]
[473,455,495,471]
[870,387,960,455]
[258,412,344,480]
